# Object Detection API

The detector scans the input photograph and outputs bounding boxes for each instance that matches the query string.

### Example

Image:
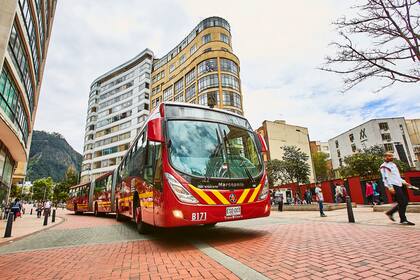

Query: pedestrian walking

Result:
[304,189,312,204]
[365,181,374,205]
[278,193,283,212]
[335,183,343,203]
[380,152,415,226]
[315,184,326,217]
[11,198,22,221]
[36,201,43,218]
[44,200,52,217]
[372,181,381,205]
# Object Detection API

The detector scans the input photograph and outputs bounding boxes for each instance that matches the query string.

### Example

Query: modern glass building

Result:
[0,0,57,205]
[80,50,153,183]
[150,17,243,115]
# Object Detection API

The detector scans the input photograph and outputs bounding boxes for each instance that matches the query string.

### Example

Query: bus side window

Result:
[153,143,163,191]
[106,175,113,192]
[144,141,162,185]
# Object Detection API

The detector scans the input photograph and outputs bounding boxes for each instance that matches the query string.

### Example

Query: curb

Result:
[0,214,67,247]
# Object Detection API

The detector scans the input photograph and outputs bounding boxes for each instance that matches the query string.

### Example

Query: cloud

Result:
[35,0,420,154]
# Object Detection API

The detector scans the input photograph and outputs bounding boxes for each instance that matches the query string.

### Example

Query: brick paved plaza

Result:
[0,208,419,280]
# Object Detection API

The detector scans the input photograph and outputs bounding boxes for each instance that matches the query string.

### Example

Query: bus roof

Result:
[161,102,252,130]
[69,182,90,189]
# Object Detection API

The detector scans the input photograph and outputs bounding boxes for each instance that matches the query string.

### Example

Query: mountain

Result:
[26,130,82,182]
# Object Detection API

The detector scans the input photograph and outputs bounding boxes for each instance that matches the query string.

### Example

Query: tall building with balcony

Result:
[0,0,57,203]
[150,17,243,116]
[80,50,153,183]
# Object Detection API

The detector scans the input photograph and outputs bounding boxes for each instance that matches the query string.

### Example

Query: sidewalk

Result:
[0,206,64,244]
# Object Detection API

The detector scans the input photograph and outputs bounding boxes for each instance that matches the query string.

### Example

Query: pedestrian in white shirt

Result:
[315,184,326,217]
[380,152,415,226]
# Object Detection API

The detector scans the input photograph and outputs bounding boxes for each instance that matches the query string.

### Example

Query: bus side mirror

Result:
[147,118,164,142]
[257,133,268,153]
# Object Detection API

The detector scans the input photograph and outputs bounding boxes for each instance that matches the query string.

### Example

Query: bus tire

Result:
[74,205,82,215]
[204,223,217,228]
[115,200,123,221]
[94,203,99,217]
[136,217,151,234]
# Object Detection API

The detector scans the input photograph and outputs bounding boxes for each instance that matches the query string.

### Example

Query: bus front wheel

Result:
[94,203,99,217]
[136,208,151,234]
[115,201,123,221]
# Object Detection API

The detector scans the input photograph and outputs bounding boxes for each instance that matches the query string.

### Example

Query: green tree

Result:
[9,184,22,200]
[32,177,54,201]
[281,146,311,187]
[266,159,289,187]
[338,145,410,178]
[312,152,330,181]
[52,167,78,204]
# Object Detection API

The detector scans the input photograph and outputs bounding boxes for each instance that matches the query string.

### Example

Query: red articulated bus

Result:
[67,172,114,216]
[69,102,270,233]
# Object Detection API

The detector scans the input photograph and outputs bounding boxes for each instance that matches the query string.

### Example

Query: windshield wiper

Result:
[240,159,255,184]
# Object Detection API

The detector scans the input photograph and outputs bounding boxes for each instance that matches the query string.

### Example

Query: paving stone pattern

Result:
[1,210,420,279]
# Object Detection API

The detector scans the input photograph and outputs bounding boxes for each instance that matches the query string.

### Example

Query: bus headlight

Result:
[258,177,269,201]
[165,173,199,204]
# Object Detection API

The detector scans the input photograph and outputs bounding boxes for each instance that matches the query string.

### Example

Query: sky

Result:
[35,0,420,153]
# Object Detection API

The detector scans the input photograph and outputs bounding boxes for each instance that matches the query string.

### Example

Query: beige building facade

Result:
[406,119,420,167]
[0,0,56,204]
[257,120,315,183]
[150,17,243,116]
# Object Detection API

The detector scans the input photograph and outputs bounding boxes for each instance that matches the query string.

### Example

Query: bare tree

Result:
[320,0,419,92]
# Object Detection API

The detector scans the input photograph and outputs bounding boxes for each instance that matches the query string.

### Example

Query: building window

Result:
[163,86,173,101]
[202,33,211,44]
[198,58,218,76]
[185,68,196,85]
[0,68,29,144]
[198,74,219,92]
[223,91,241,108]
[174,78,184,95]
[221,74,240,90]
[337,149,341,158]
[185,84,196,101]
[381,133,391,141]
[379,122,389,130]
[220,33,229,44]
[190,44,197,55]
[179,54,186,65]
[335,140,339,148]
[220,59,238,75]
[384,143,394,152]
[174,93,184,102]
[169,64,175,73]
[339,158,343,167]
[351,144,357,152]
[199,91,219,106]
[8,24,35,113]
[349,134,354,142]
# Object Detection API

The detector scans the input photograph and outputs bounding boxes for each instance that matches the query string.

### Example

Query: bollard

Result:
[52,209,56,223]
[30,208,33,215]
[4,212,14,238]
[346,196,355,223]
[43,211,48,226]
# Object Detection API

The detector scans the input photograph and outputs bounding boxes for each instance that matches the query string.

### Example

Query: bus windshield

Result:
[167,120,263,180]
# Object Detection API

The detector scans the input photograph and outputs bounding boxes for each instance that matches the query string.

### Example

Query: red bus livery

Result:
[67,102,270,232]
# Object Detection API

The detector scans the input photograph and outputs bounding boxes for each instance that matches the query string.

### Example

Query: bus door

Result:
[142,140,163,226]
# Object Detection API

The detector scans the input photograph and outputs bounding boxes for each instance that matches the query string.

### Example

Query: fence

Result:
[273,170,420,204]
